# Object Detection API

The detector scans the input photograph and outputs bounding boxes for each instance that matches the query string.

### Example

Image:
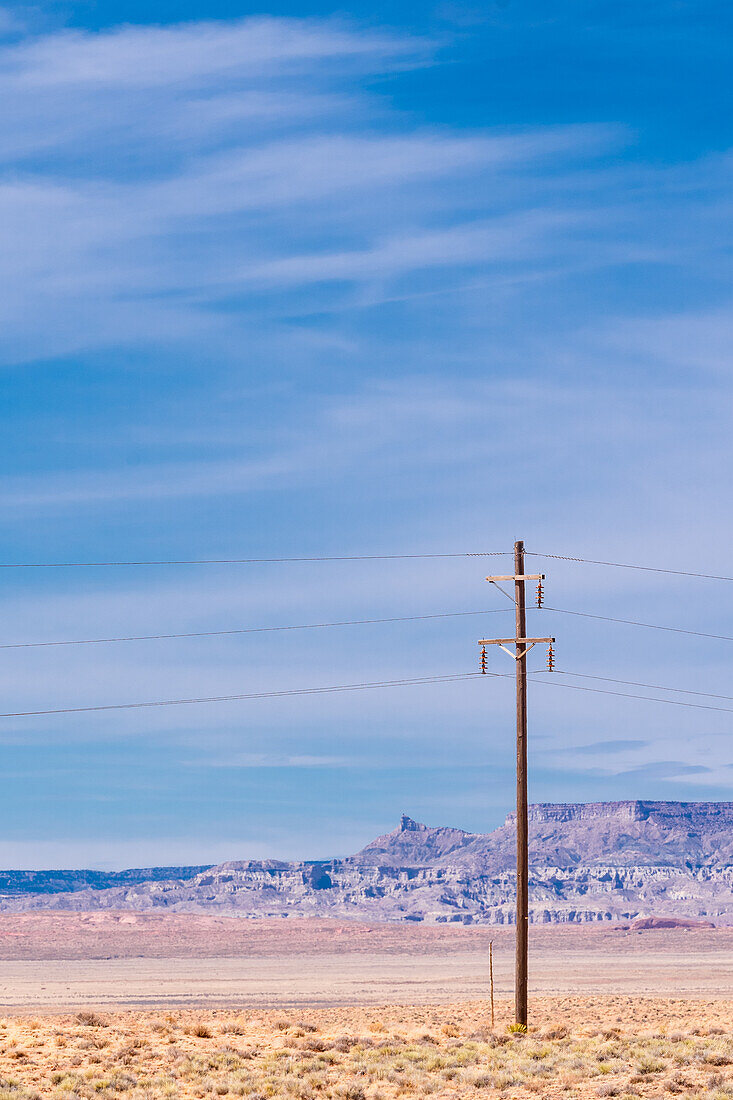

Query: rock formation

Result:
[1,801,731,925]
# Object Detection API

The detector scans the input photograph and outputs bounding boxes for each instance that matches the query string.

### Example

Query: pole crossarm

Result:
[486,574,545,582]
[479,637,554,660]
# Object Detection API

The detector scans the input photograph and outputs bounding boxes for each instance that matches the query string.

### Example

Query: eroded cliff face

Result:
[2,802,732,925]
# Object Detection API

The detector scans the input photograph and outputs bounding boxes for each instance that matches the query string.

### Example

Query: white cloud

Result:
[0,453,300,507]
[191,752,352,767]
[599,308,733,375]
[241,210,579,286]
[4,18,417,90]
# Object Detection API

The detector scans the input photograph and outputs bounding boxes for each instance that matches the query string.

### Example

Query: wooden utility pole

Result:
[513,539,529,1027]
[478,540,554,1030]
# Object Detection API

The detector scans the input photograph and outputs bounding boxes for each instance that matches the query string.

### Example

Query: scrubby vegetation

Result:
[0,997,730,1099]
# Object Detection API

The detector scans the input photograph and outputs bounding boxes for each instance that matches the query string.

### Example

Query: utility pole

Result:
[514,540,529,1027]
[478,540,554,1030]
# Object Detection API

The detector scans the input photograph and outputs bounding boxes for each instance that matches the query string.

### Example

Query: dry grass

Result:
[0,997,730,1099]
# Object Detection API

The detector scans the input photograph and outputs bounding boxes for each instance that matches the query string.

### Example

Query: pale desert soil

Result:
[0,916,731,1010]
[0,913,730,961]
[0,997,731,1100]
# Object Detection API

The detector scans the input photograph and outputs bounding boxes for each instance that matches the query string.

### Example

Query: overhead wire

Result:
[4,663,733,720]
[552,670,733,703]
[0,608,512,651]
[0,547,729,580]
[0,551,509,569]
[3,601,726,651]
[528,552,733,583]
[527,673,733,714]
[537,605,733,643]
[0,671,484,719]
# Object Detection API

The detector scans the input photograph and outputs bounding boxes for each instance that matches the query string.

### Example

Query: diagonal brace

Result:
[478,637,555,662]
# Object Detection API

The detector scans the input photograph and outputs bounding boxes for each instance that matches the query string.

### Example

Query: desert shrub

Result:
[332,1037,356,1052]
[337,1087,365,1100]
[186,1023,212,1039]
[0,1082,41,1100]
[633,1056,666,1075]
[706,1052,732,1066]
[302,1039,326,1052]
[75,1012,107,1028]
[543,1026,568,1039]
[106,1071,138,1090]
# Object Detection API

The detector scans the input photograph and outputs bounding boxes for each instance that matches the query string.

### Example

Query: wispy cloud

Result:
[553,739,650,755]
[190,752,352,767]
[6,18,417,89]
[0,12,621,363]
[241,211,580,287]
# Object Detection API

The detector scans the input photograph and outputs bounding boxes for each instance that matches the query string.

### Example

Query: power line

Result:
[528,552,733,583]
[0,671,484,719]
[4,599,725,652]
[4,662,733,720]
[1,546,729,581]
[0,608,511,651]
[527,673,733,714]
[0,551,508,570]
[538,605,733,643]
[553,670,733,703]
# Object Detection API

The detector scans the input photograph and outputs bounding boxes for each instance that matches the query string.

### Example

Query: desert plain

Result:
[0,914,730,1098]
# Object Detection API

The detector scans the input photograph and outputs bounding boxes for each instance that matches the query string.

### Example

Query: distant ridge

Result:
[523,800,733,825]
[0,866,212,897]
[1,801,731,925]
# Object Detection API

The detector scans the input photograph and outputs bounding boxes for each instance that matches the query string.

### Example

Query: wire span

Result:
[529,552,733,583]
[4,664,733,720]
[0,608,511,651]
[528,674,733,714]
[554,670,733,703]
[538,605,733,643]
[0,551,509,570]
[0,672,484,719]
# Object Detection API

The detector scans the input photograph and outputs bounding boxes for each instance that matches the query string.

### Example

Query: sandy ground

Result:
[0,913,731,960]
[0,914,730,1011]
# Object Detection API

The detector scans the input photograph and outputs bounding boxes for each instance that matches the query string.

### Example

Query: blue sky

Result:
[1,0,732,867]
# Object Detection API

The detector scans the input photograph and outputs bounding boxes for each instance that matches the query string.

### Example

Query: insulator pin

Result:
[480,645,487,675]
[536,580,544,609]
[547,643,555,672]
